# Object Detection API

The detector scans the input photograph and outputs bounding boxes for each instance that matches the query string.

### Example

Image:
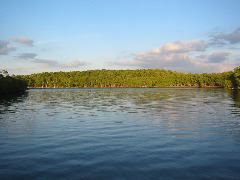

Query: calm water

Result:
[0,88,240,180]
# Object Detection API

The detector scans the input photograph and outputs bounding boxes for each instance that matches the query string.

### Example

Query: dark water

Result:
[0,88,240,180]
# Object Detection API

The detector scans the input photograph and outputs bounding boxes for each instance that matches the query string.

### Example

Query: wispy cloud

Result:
[11,37,34,46]
[206,52,230,63]
[60,60,88,68]
[16,52,87,69]
[210,27,240,45]
[16,53,37,59]
[31,59,59,67]
[0,40,16,55]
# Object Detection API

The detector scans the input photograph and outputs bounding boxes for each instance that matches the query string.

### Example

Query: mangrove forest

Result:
[19,66,240,89]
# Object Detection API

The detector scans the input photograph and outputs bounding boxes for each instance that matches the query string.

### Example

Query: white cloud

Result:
[155,40,208,54]
[112,38,239,73]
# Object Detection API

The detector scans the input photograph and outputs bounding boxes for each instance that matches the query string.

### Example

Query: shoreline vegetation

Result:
[20,67,240,89]
[0,70,27,95]
[1,67,240,95]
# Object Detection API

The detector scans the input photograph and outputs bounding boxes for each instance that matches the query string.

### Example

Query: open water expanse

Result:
[0,88,240,180]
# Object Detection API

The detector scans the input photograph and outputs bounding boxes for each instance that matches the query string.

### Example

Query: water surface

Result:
[0,88,240,179]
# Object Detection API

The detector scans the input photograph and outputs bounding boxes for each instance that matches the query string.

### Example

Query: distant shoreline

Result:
[28,86,224,89]
[18,68,240,90]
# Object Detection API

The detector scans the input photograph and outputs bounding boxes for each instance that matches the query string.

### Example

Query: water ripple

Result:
[0,88,240,179]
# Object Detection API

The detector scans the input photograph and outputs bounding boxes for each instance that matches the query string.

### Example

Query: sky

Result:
[0,0,240,74]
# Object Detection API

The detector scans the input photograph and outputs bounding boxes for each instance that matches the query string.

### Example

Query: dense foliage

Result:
[0,70,27,95]
[19,68,240,89]
[232,67,240,89]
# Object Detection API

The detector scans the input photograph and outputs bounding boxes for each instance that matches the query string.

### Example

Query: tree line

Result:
[18,67,240,89]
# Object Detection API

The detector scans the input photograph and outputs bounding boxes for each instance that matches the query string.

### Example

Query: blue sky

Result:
[0,0,240,74]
